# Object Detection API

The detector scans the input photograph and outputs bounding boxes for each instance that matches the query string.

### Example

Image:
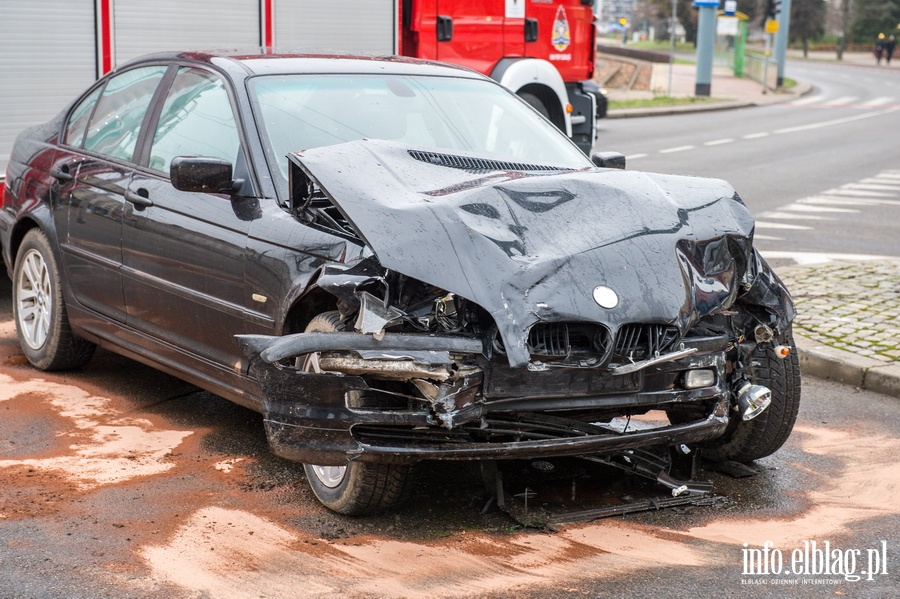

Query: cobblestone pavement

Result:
[779,261,900,363]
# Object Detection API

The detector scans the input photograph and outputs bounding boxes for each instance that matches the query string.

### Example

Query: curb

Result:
[606,82,813,119]
[794,333,900,398]
[607,99,754,119]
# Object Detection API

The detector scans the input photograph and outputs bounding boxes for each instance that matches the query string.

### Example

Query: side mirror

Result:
[170,156,240,194]
[591,152,626,170]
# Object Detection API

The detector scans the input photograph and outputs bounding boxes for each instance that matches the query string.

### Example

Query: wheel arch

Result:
[490,57,571,136]
[281,286,339,335]
[6,216,44,274]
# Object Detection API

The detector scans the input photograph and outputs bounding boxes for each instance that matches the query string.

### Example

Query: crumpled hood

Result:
[289,140,786,367]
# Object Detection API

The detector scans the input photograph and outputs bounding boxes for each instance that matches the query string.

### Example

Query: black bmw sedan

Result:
[1,51,800,515]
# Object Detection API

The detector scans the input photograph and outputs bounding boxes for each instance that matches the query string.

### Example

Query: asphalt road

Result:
[2,59,900,598]
[594,59,900,265]
[1,287,899,596]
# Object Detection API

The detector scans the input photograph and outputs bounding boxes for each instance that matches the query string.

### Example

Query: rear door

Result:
[122,66,253,385]
[57,65,168,322]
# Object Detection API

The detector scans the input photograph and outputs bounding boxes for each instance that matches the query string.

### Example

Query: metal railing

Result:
[743,53,778,91]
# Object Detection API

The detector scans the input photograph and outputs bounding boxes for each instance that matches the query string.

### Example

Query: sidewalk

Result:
[604,50,885,118]
[601,52,900,398]
[780,261,900,397]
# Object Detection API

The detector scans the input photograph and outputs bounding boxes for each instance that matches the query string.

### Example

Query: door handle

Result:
[525,19,539,43]
[50,166,73,182]
[124,188,153,207]
[437,16,453,42]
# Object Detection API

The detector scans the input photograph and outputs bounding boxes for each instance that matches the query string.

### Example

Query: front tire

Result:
[704,336,801,463]
[301,311,414,515]
[13,229,95,370]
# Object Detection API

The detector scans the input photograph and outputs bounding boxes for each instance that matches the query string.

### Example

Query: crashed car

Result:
[1,51,800,515]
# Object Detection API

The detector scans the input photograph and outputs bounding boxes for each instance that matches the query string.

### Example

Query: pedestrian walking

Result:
[887,35,896,64]
[875,33,886,65]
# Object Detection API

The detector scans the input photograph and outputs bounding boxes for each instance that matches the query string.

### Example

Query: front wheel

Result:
[13,229,95,370]
[303,461,415,516]
[301,311,415,515]
[704,336,802,463]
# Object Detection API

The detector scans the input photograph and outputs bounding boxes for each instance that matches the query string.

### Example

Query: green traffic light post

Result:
[694,0,719,96]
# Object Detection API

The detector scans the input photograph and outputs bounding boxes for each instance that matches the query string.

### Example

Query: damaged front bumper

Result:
[237,332,732,466]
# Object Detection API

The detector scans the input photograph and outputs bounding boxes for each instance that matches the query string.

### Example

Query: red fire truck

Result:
[397,0,602,153]
[0,0,601,183]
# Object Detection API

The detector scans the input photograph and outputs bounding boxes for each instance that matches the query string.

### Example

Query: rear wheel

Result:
[703,336,801,463]
[13,229,95,370]
[301,311,415,515]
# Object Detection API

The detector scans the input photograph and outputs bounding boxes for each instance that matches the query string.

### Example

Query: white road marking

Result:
[823,188,897,198]
[760,251,894,265]
[754,221,812,230]
[753,234,783,241]
[821,95,858,106]
[845,182,900,191]
[704,138,734,146]
[742,132,769,139]
[626,153,648,160]
[790,94,825,106]
[756,211,834,220]
[801,196,900,207]
[860,96,894,107]
[774,107,899,134]
[659,145,695,154]
[782,203,860,213]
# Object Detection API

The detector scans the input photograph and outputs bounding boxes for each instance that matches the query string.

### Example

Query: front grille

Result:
[613,324,680,360]
[408,149,572,172]
[508,322,612,359]
[528,322,569,357]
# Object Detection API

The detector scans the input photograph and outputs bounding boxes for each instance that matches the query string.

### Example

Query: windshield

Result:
[248,73,591,189]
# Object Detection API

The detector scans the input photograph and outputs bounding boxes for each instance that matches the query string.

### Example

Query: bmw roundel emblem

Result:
[592,285,618,309]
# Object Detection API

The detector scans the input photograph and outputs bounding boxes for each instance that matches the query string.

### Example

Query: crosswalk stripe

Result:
[852,181,900,191]
[756,211,834,220]
[823,188,897,197]
[783,203,859,213]
[799,197,897,207]
[797,196,900,206]
[754,221,812,230]
[761,251,893,265]
[821,95,858,105]
[860,97,894,107]
[791,94,825,106]
[758,168,900,265]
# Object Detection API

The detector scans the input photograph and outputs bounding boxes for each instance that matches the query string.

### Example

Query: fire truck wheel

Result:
[519,92,550,119]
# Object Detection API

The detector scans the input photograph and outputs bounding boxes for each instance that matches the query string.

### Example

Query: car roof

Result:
[119,50,484,79]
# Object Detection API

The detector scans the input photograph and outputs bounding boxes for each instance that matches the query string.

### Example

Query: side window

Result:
[83,65,168,162]
[64,86,102,148]
[149,68,240,175]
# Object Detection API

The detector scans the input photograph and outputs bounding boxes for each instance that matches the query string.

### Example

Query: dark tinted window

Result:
[149,68,240,175]
[83,65,167,162]
[64,87,102,148]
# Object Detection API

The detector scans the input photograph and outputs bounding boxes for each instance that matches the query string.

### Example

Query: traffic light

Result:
[763,0,781,22]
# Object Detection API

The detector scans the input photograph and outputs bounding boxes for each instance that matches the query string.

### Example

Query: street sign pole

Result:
[694,0,720,97]
[668,0,677,96]
[774,0,792,88]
